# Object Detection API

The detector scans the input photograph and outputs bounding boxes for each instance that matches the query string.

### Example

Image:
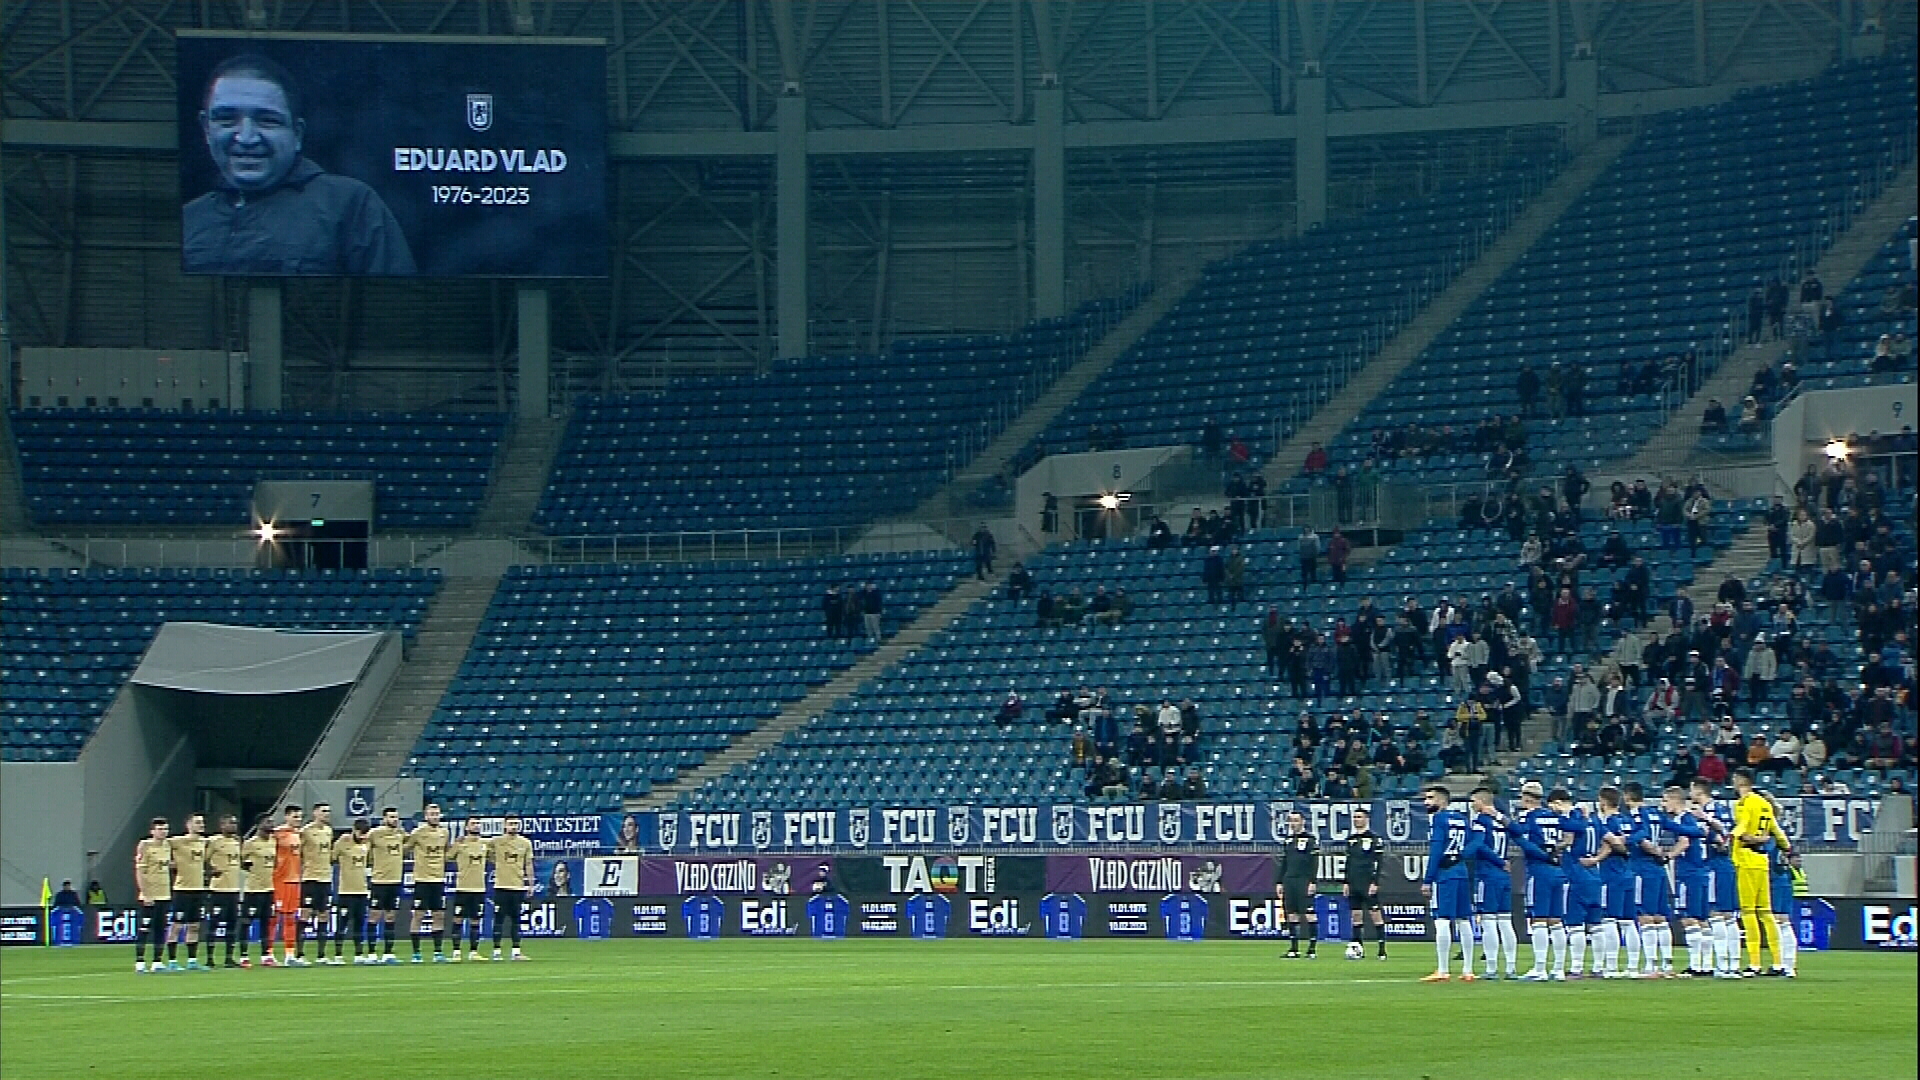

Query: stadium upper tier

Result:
[1034,134,1566,460]
[0,567,441,761]
[678,509,1738,812]
[8,409,505,529]
[534,293,1141,536]
[1295,56,1916,490]
[400,551,971,817]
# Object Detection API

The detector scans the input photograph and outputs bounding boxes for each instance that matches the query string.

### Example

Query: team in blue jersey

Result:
[1420,780,1808,984]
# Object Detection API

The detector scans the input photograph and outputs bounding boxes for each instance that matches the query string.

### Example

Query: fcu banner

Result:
[615,797,1878,854]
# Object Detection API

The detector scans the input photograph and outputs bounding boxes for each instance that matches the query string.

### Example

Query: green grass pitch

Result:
[3,941,1914,1079]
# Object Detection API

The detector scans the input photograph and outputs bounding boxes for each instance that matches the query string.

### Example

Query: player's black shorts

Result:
[1280,880,1313,916]
[300,881,332,910]
[451,890,487,921]
[369,883,402,911]
[411,882,445,911]
[205,891,240,928]
[1345,884,1381,911]
[138,899,168,938]
[241,893,275,924]
[334,893,369,927]
[170,890,206,923]
[492,887,527,930]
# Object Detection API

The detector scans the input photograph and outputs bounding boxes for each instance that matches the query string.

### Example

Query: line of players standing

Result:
[1417,774,1802,982]
[129,801,537,971]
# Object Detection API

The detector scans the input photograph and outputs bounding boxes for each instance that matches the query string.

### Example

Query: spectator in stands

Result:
[994,693,1023,728]
[1561,465,1591,523]
[1762,496,1792,569]
[1870,334,1904,373]
[1814,509,1846,574]
[1736,396,1765,435]
[1700,398,1729,435]
[1202,546,1226,605]
[1568,667,1600,743]
[1309,634,1337,698]
[1765,277,1789,339]
[841,587,864,640]
[1742,636,1778,715]
[859,583,883,640]
[1801,732,1829,770]
[823,586,843,638]
[970,524,997,580]
[1545,675,1571,742]
[1327,528,1352,584]
[1544,362,1566,418]
[1225,547,1247,604]
[1667,745,1699,788]
[1746,734,1773,769]
[1697,745,1729,784]
[1145,515,1173,550]
[1201,420,1222,460]
[1765,730,1803,774]
[1285,631,1311,697]
[86,882,107,906]
[1296,525,1321,584]
[1655,482,1685,548]
[1303,443,1329,474]
[1549,588,1579,656]
[1517,362,1540,415]
[1042,492,1059,534]
[1006,562,1033,602]
[1054,589,1085,627]
[1683,486,1713,555]
[1865,724,1908,769]
[1334,467,1356,524]
[1746,285,1766,345]
[1644,677,1680,724]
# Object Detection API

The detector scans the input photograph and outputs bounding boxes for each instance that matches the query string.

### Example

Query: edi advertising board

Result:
[8,889,1911,949]
[177,32,607,277]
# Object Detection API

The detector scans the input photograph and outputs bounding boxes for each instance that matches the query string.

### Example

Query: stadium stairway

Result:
[912,270,1204,525]
[469,414,567,536]
[1614,160,1920,477]
[334,573,501,779]
[1260,135,1633,489]
[628,570,1005,810]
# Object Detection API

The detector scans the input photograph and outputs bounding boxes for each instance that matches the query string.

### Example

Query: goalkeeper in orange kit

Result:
[270,805,305,965]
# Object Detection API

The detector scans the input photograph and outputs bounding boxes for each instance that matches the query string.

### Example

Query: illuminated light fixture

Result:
[1823,439,1850,461]
[255,521,280,543]
[1097,492,1130,510]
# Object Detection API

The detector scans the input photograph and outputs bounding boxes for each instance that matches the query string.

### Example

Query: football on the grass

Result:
[1345,942,1365,960]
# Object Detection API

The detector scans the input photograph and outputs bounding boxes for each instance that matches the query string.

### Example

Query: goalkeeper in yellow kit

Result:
[1728,769,1792,976]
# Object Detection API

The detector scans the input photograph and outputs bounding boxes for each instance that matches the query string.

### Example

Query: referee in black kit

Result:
[1345,807,1388,959]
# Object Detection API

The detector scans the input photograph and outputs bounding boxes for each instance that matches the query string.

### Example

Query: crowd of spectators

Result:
[820,584,885,640]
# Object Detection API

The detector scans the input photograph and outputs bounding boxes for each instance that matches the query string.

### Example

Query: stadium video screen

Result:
[177,33,608,278]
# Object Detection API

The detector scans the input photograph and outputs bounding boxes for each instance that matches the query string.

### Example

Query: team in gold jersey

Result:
[132,802,537,972]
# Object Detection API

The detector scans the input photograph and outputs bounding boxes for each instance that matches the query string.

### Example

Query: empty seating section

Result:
[401,551,970,816]
[535,296,1141,535]
[1037,143,1564,458]
[680,510,1737,811]
[8,409,506,528]
[1,567,442,761]
[1302,57,1917,488]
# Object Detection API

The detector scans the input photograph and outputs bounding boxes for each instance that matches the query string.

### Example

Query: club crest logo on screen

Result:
[467,93,494,131]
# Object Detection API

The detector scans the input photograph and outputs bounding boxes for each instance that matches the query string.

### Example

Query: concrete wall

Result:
[302,631,400,784]
[1014,446,1190,538]
[1773,382,1920,490]
[78,686,197,907]
[0,762,87,907]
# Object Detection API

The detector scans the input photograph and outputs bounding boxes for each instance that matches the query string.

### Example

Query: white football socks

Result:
[1455,919,1477,974]
[1499,919,1519,974]
[1529,923,1550,972]
[1621,920,1642,971]
[1685,926,1707,973]
[1548,925,1569,975]
[1596,920,1620,973]
[1435,918,1453,974]
[1567,927,1588,975]
[1776,918,1798,973]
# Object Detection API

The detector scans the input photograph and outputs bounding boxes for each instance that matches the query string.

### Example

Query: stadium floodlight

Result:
[1824,439,1850,460]
[1097,492,1130,510]
[254,521,279,543]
